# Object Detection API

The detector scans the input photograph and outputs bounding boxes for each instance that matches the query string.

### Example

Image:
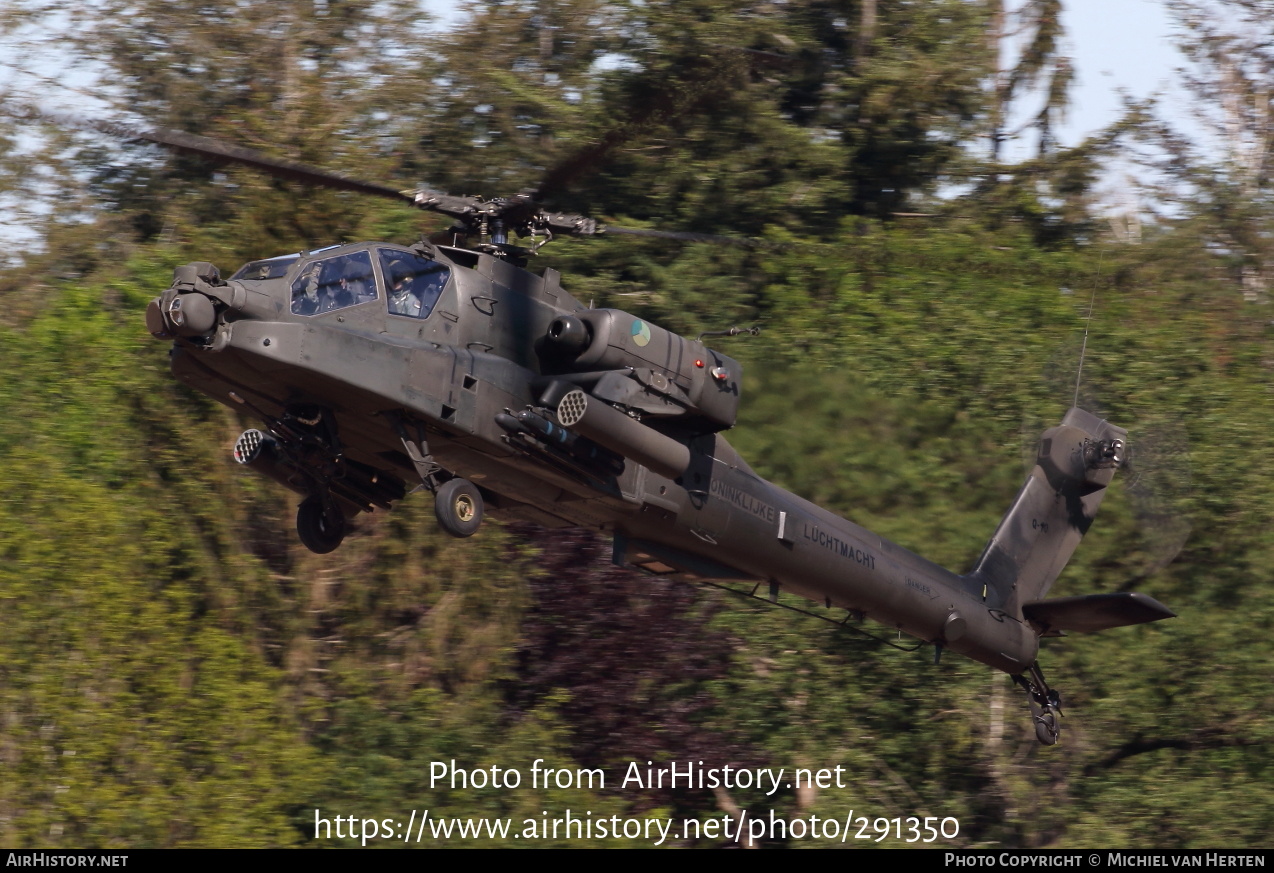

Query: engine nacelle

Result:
[540,308,742,431]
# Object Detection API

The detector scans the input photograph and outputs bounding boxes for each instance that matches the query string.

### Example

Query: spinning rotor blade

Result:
[43,110,418,205]
[134,128,416,204]
[1028,343,1194,582]
[1117,413,1193,580]
[532,126,635,205]
[599,225,764,247]
[11,101,772,249]
[530,49,758,204]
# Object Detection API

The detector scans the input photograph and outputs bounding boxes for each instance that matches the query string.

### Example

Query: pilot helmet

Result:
[342,258,368,281]
[387,260,412,291]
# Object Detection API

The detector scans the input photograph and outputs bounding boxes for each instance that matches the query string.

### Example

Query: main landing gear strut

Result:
[1015,662,1062,745]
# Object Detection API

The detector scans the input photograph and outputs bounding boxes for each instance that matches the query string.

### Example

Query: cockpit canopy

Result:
[229,253,300,282]
[229,244,452,320]
[290,251,378,316]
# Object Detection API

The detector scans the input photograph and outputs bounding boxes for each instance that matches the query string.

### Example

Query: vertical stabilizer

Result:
[966,408,1126,615]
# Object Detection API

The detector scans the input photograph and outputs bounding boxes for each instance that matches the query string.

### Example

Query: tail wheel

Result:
[1034,709,1060,746]
[297,495,346,554]
[435,478,484,537]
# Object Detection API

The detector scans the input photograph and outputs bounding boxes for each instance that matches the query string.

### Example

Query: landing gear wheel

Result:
[1034,709,1060,745]
[297,495,346,554]
[435,478,483,538]
[1018,663,1062,746]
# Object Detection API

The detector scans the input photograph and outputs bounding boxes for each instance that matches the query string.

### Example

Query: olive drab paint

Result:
[124,120,1175,745]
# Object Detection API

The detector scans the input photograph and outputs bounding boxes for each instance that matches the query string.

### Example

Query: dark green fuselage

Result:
[160,242,1129,679]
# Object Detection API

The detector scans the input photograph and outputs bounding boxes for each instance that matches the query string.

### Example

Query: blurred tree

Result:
[0,0,434,260]
[989,0,1073,160]
[1122,0,1274,300]
[1,0,1272,852]
[507,525,769,823]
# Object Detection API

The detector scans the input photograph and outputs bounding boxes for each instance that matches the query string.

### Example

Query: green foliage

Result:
[1,0,1273,852]
[0,257,611,846]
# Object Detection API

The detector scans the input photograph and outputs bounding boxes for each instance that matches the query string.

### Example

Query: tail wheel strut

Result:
[1015,662,1062,746]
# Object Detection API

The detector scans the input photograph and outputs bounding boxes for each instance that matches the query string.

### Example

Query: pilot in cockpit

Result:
[292,263,323,315]
[340,258,377,305]
[386,260,422,318]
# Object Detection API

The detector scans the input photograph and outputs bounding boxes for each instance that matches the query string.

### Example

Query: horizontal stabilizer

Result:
[1022,592,1176,635]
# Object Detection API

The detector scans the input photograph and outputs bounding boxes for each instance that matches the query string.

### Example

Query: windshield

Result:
[381,249,449,320]
[290,251,378,316]
[230,254,301,281]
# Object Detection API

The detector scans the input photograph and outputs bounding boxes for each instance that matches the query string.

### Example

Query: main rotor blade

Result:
[33,108,417,205]
[600,225,765,248]
[11,102,772,248]
[532,124,641,204]
[531,53,752,203]
[528,40,793,204]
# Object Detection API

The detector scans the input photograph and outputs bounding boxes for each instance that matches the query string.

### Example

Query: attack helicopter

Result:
[68,114,1174,746]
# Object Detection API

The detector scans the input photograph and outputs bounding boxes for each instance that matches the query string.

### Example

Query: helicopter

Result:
[63,113,1175,746]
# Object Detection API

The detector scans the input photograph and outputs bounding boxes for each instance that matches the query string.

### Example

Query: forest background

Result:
[0,0,1269,849]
